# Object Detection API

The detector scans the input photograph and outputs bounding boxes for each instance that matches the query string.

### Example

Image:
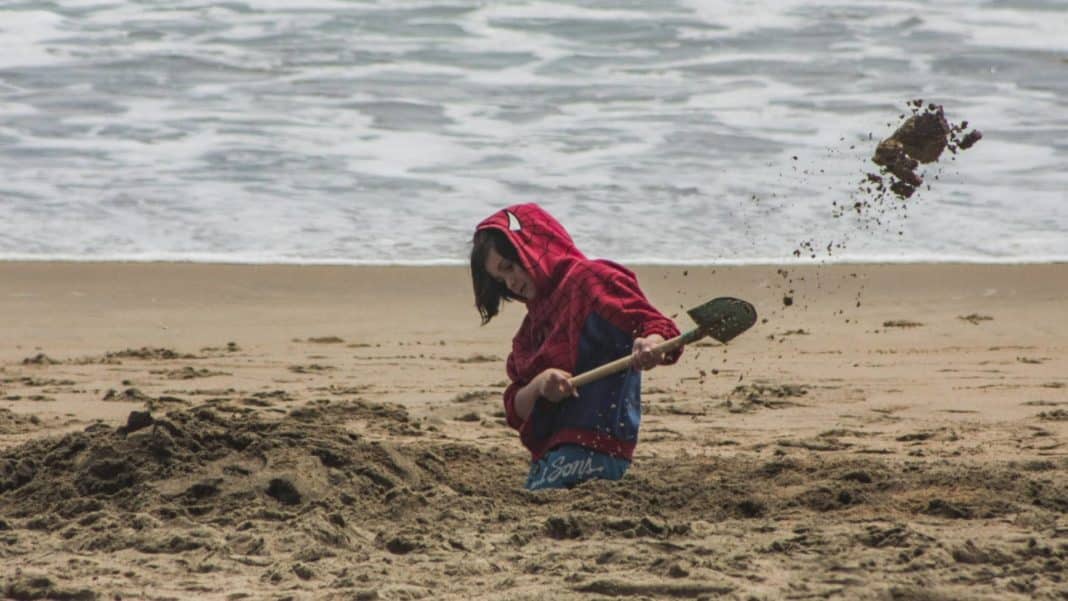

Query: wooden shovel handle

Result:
[568,328,706,388]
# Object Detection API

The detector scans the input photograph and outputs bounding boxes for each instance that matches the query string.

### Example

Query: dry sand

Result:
[2,261,1067,601]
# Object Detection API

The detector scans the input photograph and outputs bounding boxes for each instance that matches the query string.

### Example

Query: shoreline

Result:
[2,256,1067,267]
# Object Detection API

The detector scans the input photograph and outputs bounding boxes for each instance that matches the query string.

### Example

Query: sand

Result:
[2,261,1067,601]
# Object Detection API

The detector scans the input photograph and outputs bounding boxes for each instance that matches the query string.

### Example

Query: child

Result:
[470,203,681,490]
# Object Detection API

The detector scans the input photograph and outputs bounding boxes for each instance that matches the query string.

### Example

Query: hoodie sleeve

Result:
[586,267,684,365]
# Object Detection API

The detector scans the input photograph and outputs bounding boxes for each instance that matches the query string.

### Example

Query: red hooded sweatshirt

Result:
[476,203,681,462]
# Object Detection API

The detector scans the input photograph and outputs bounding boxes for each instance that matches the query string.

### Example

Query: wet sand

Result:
[2,261,1067,600]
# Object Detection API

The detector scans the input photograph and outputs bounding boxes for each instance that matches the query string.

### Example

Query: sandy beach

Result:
[2,260,1066,601]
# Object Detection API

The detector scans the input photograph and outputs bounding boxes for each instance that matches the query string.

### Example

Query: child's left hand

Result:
[631,334,666,371]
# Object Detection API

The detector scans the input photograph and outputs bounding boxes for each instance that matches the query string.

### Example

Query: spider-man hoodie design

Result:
[476,203,681,462]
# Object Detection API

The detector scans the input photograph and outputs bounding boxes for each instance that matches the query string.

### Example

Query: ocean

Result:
[1,0,1065,265]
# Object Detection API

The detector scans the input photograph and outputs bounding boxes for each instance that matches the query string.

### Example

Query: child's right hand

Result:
[537,368,576,403]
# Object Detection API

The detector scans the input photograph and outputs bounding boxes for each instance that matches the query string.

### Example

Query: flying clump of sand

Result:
[793,100,982,262]
[868,99,982,199]
[777,100,984,353]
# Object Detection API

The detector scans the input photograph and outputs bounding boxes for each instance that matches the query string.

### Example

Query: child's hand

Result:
[631,334,666,371]
[537,368,576,403]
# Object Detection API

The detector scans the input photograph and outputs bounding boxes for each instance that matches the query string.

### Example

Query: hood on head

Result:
[475,203,586,298]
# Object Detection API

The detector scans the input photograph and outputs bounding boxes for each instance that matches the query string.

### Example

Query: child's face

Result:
[485,247,535,301]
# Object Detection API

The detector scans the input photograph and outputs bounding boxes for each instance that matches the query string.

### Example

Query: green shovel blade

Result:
[687,297,758,344]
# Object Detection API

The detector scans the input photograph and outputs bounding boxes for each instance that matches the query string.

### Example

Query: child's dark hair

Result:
[471,228,524,325]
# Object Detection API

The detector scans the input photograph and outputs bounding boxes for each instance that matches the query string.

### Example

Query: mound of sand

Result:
[0,400,484,549]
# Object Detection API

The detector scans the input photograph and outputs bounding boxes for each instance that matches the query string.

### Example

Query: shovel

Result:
[569,297,757,388]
